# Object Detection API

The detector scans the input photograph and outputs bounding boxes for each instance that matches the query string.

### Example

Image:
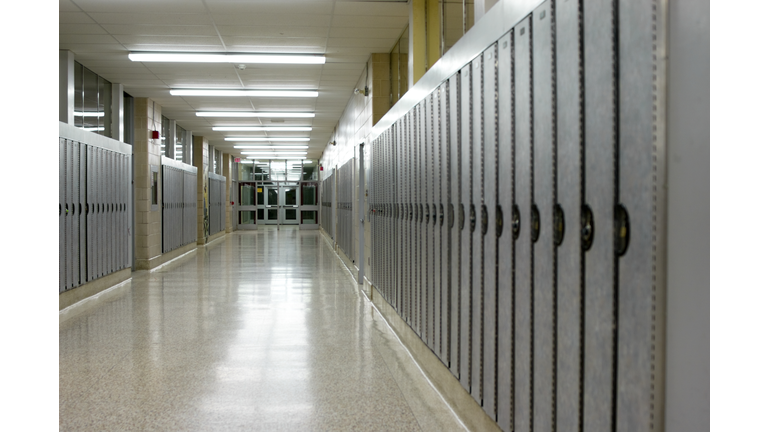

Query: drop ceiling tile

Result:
[221,37,328,50]
[210,14,332,27]
[86,12,213,25]
[216,25,328,38]
[329,27,404,39]
[113,35,224,45]
[101,24,219,36]
[60,0,81,12]
[59,12,97,24]
[59,24,109,35]
[70,0,208,13]
[60,34,121,44]
[326,37,397,48]
[204,0,334,15]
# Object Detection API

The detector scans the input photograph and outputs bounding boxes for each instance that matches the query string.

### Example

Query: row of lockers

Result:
[59,138,132,292]
[162,164,198,254]
[369,1,660,432]
[336,159,356,261]
[320,173,335,239]
[208,173,226,236]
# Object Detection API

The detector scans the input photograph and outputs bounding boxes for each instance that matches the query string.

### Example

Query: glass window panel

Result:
[82,67,100,133]
[302,184,317,206]
[267,209,278,220]
[301,211,317,224]
[99,77,112,137]
[239,211,256,225]
[267,188,278,206]
[399,27,409,98]
[74,63,84,128]
[284,188,297,206]
[285,209,297,221]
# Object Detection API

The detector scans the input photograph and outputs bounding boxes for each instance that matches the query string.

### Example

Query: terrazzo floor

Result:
[60,228,466,431]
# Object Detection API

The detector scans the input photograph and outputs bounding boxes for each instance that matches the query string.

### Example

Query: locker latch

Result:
[581,205,594,251]
[614,204,630,256]
[554,204,565,246]
[531,205,540,242]
[512,205,521,240]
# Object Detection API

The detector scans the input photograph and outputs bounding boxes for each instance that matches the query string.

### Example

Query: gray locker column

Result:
[532,1,556,430]
[483,42,499,420]
[405,112,413,326]
[431,90,440,354]
[86,146,94,282]
[470,53,484,405]
[66,140,75,289]
[458,63,472,393]
[79,143,87,283]
[616,0,657,430]
[425,95,434,349]
[418,101,426,341]
[397,118,404,316]
[583,0,618,430]
[72,141,81,287]
[496,29,515,432]
[448,73,461,379]
[555,0,584,429]
[438,82,450,366]
[514,16,534,432]
[411,108,418,330]
[97,148,104,278]
[109,151,115,274]
[59,138,66,292]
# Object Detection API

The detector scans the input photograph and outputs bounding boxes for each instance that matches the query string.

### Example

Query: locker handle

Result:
[554,204,565,246]
[448,204,455,228]
[424,204,429,224]
[458,204,465,230]
[614,204,630,256]
[439,204,444,227]
[531,205,540,242]
[433,204,437,225]
[512,205,521,240]
[496,205,503,238]
[481,205,488,235]
[469,205,476,233]
[581,205,595,251]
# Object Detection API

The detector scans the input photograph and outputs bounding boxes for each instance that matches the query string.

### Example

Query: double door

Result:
[237,181,318,228]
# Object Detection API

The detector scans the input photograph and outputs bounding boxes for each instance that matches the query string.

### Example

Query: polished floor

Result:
[60,228,466,431]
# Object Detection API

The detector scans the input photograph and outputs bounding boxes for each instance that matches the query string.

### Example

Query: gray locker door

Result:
[406,110,414,327]
[59,138,66,292]
[483,42,499,420]
[532,2,556,431]
[397,118,405,316]
[448,73,461,379]
[424,96,433,347]
[496,29,514,432]
[514,16,533,432]
[459,63,472,393]
[583,0,617,430]
[439,81,450,367]
[616,0,657,430]
[66,140,75,289]
[420,100,427,342]
[470,52,484,405]
[79,143,87,284]
[555,0,584,429]
[429,91,438,351]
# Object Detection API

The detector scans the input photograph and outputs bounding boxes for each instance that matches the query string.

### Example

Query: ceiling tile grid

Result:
[59,0,409,159]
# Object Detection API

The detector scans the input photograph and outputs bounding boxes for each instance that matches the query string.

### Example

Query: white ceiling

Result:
[59,0,409,159]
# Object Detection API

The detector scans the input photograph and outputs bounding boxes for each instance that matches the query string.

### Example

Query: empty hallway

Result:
[59,229,468,431]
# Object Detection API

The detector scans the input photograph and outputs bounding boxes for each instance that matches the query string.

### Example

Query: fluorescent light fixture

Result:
[129,52,325,64]
[74,111,105,117]
[241,151,307,155]
[82,127,105,132]
[212,126,311,132]
[196,112,314,118]
[233,146,308,150]
[225,137,310,142]
[170,89,318,97]
[246,156,306,160]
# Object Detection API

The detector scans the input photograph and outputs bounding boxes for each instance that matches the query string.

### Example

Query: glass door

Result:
[263,185,280,225]
[237,181,259,230]
[299,181,319,229]
[281,183,300,225]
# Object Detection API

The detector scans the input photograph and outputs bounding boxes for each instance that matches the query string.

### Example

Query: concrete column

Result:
[59,50,74,125]
[194,136,210,244]
[133,98,163,269]
[223,153,234,233]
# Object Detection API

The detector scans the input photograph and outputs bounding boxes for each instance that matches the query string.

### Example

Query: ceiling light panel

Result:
[170,89,319,97]
[233,146,308,149]
[212,126,311,132]
[224,137,310,142]
[129,52,325,64]
[196,112,314,118]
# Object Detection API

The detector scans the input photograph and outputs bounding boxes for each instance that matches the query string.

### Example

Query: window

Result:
[73,61,112,137]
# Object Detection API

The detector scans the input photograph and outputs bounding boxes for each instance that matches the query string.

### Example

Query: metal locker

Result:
[555,0,584,429]
[439,81,451,367]
[582,0,618,429]
[425,95,434,348]
[616,1,658,430]
[496,28,515,432]
[86,145,94,282]
[59,138,66,292]
[514,16,533,432]
[470,51,485,405]
[482,42,499,420]
[108,150,115,274]
[407,109,415,327]
[79,143,87,284]
[66,139,75,289]
[459,62,472,393]
[419,100,427,341]
[73,141,81,287]
[448,72,461,379]
[97,148,104,278]
[398,117,405,318]
[532,2,556,430]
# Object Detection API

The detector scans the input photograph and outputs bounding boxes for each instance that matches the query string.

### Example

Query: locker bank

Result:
[58,0,709,431]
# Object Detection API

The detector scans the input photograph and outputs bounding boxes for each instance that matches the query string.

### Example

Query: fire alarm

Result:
[320,166,324,171]
[152,130,160,139]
